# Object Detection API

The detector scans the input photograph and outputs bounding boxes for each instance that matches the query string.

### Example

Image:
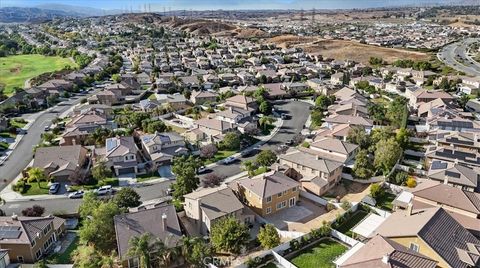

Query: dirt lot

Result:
[302,39,430,64]
[326,180,371,203]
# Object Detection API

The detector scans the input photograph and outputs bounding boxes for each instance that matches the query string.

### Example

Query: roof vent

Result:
[382,254,390,264]
[11,214,18,221]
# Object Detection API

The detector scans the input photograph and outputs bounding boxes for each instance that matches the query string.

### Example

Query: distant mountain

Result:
[0,7,82,23]
[35,4,125,17]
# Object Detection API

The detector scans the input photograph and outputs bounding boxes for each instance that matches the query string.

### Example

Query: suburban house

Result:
[304,137,358,163]
[323,115,373,133]
[424,146,480,168]
[114,204,182,268]
[215,107,252,124]
[314,124,353,142]
[436,132,480,154]
[190,90,217,105]
[427,160,479,192]
[139,132,187,168]
[183,186,254,236]
[32,145,90,182]
[104,136,139,176]
[411,181,480,237]
[224,95,257,111]
[233,171,300,217]
[155,94,188,110]
[330,72,344,85]
[409,89,454,109]
[0,215,65,263]
[278,150,344,196]
[194,118,235,140]
[336,235,438,268]
[374,207,480,268]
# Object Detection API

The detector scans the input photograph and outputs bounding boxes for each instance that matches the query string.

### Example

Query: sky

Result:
[0,0,463,11]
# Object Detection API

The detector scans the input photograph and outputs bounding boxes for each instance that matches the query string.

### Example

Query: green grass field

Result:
[290,239,347,268]
[0,54,77,95]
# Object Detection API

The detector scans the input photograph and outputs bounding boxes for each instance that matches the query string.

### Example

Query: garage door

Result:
[118,167,135,175]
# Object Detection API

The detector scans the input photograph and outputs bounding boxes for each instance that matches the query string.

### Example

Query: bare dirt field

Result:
[296,39,429,64]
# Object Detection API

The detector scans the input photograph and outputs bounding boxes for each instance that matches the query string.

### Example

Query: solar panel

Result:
[431,161,447,170]
[0,226,21,239]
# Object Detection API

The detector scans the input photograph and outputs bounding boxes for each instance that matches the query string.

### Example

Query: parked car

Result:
[44,126,51,131]
[241,147,260,157]
[49,183,60,194]
[222,156,236,165]
[68,190,85,199]
[95,185,113,196]
[281,113,290,120]
[197,166,208,174]
[286,139,294,146]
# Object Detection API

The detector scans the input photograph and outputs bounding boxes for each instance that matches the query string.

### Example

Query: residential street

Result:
[0,100,311,215]
[0,90,100,190]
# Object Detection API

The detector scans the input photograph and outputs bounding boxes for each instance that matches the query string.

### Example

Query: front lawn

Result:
[69,178,119,191]
[290,239,347,268]
[136,172,161,182]
[9,118,27,129]
[0,132,16,139]
[375,192,396,211]
[22,181,50,196]
[335,210,369,237]
[204,150,236,164]
[0,141,8,150]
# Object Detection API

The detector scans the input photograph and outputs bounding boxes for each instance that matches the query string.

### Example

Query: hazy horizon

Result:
[0,0,473,11]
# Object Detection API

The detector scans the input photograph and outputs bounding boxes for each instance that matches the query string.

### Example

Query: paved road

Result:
[200,100,312,180]
[1,180,173,215]
[438,38,480,76]
[0,91,99,190]
[0,100,312,215]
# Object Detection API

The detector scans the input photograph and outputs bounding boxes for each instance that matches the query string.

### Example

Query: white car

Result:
[95,185,113,196]
[68,190,85,199]
[222,156,236,165]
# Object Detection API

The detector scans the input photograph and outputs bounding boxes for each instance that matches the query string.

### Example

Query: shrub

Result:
[341,201,352,211]
[326,202,336,211]
[370,183,385,199]
[406,177,417,188]
[289,239,300,251]
[22,205,45,217]
[301,141,310,148]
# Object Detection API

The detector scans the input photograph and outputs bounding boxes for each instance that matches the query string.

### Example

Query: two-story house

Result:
[139,132,187,169]
[183,186,254,235]
[234,171,300,217]
[105,136,139,176]
[0,215,65,263]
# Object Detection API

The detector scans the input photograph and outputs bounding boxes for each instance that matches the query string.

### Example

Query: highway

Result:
[438,38,480,76]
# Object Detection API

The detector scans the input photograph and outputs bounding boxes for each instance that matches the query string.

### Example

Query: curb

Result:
[0,119,34,166]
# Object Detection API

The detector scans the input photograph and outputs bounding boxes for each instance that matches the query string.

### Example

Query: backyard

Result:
[335,210,369,237]
[289,239,347,268]
[375,192,396,211]
[0,54,77,95]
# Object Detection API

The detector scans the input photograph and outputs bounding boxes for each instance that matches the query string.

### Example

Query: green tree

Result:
[210,216,250,254]
[256,150,277,167]
[370,183,385,200]
[127,233,171,268]
[259,115,275,131]
[92,161,112,181]
[27,167,46,188]
[242,160,257,177]
[370,126,395,148]
[111,74,121,83]
[259,101,271,115]
[171,156,201,200]
[346,126,370,150]
[386,97,408,128]
[374,138,402,174]
[79,200,122,253]
[315,95,335,110]
[396,128,410,149]
[310,108,324,128]
[368,103,386,125]
[72,244,104,268]
[353,149,373,180]
[368,57,383,66]
[221,132,241,150]
[179,236,213,267]
[257,224,280,249]
[114,188,141,209]
[393,171,408,185]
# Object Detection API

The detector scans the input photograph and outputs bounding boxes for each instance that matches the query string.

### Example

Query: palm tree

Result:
[242,160,257,177]
[27,167,46,188]
[128,233,154,268]
[259,115,275,131]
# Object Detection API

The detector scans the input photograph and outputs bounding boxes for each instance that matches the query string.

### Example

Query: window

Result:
[266,196,272,203]
[35,250,42,260]
[276,203,282,209]
[292,187,297,192]
[17,256,24,263]
[281,200,287,208]
[128,257,140,268]
[409,243,419,252]
[31,238,36,247]
[283,190,288,195]
[277,192,282,198]
[266,207,272,214]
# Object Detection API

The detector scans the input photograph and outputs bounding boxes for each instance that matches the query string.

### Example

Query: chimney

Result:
[407,202,413,216]
[161,212,167,232]
[382,254,390,264]
[444,176,449,185]
[316,155,320,160]
[11,214,18,221]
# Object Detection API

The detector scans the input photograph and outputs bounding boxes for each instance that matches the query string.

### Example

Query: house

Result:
[328,103,368,117]
[330,72,344,86]
[114,204,182,268]
[336,235,438,268]
[33,145,89,182]
[183,186,254,235]
[215,106,252,124]
[279,150,344,196]
[411,181,480,237]
[306,137,358,163]
[91,89,123,106]
[0,215,65,263]
[225,95,257,111]
[234,171,300,217]
[428,160,479,192]
[195,118,235,140]
[409,89,454,108]
[315,124,353,141]
[105,136,139,176]
[140,132,187,168]
[436,132,480,154]
[424,146,480,168]
[374,207,480,268]
[324,115,373,133]
[190,90,217,105]
[155,94,188,110]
